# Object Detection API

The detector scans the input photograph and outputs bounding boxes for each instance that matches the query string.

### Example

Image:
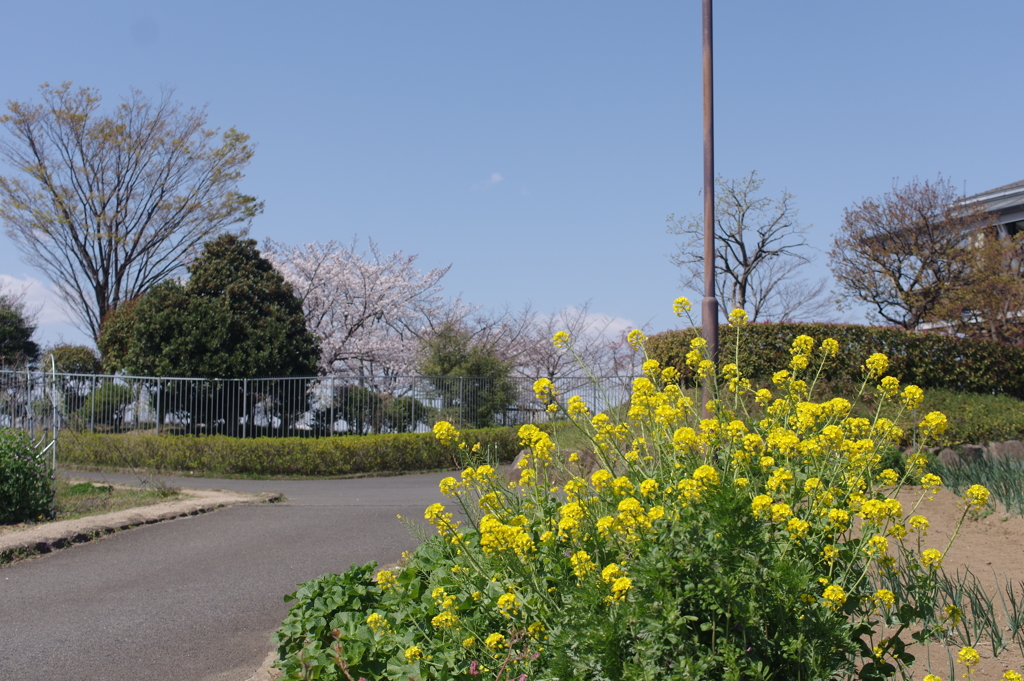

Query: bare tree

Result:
[668,171,832,322]
[0,83,262,342]
[515,302,626,380]
[829,176,991,329]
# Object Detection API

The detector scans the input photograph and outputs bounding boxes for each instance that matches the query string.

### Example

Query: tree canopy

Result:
[0,83,263,342]
[40,344,101,374]
[0,283,39,367]
[99,234,319,379]
[418,322,517,429]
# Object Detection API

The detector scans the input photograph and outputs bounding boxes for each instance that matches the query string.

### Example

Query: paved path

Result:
[0,470,451,681]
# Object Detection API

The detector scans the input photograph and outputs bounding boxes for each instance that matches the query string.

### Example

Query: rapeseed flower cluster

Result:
[283,297,998,681]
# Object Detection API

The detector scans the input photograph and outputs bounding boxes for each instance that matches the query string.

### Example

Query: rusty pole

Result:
[701,0,719,417]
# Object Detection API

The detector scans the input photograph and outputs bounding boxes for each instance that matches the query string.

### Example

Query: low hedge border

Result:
[56,427,534,478]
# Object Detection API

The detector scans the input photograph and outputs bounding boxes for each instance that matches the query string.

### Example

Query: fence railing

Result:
[0,370,636,438]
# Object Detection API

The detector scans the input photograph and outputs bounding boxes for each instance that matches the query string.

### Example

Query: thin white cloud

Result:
[0,274,68,325]
[0,272,93,348]
[472,172,505,190]
[537,306,636,341]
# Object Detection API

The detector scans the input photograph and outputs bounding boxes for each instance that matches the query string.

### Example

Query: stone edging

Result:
[928,439,1024,466]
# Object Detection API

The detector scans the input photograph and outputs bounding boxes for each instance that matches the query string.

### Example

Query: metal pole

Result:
[701,0,719,418]
[155,378,161,436]
[458,377,464,430]
[243,379,248,439]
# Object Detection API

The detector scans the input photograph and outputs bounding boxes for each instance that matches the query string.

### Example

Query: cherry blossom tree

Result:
[263,238,457,377]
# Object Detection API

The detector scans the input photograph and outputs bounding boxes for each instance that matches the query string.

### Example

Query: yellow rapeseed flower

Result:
[921,473,942,495]
[966,484,990,510]
[533,377,557,403]
[692,464,719,486]
[570,550,596,579]
[366,612,390,634]
[432,610,459,628]
[821,338,839,357]
[921,548,943,570]
[639,478,659,497]
[823,584,847,609]
[791,335,815,355]
[608,576,633,602]
[433,420,461,446]
[787,517,810,540]
[405,646,423,661]
[751,494,772,518]
[864,353,889,378]
[627,329,647,350]
[957,646,981,668]
[901,384,924,409]
[497,592,518,617]
[376,569,398,591]
[602,563,624,583]
[878,375,900,399]
[864,535,889,558]
[485,633,506,650]
[909,514,929,533]
[770,503,793,523]
[439,476,459,497]
[673,296,692,316]
[552,330,570,348]
[874,589,896,609]
[919,411,949,436]
[728,308,749,325]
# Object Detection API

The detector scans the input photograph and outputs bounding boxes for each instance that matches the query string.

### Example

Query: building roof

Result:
[960,179,1024,218]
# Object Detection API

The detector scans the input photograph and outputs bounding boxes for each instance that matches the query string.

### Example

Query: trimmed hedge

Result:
[902,389,1024,446]
[57,427,528,477]
[648,322,1024,398]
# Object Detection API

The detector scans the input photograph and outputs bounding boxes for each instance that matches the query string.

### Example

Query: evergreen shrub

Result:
[0,427,53,524]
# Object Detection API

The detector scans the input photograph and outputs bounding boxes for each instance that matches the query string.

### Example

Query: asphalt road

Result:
[0,470,451,681]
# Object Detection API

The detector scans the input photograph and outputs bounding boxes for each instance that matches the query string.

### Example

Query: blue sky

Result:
[2,1,1022,348]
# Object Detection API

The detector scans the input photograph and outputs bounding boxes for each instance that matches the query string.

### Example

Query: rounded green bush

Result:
[0,428,54,524]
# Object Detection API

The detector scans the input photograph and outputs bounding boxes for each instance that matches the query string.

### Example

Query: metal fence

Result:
[0,370,636,438]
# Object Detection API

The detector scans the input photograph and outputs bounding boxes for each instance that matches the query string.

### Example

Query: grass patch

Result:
[49,478,181,522]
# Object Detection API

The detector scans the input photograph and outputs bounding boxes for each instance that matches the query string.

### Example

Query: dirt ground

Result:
[894,486,1024,680]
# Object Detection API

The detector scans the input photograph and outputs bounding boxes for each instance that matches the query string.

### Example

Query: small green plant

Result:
[273,299,1023,680]
[0,427,53,524]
